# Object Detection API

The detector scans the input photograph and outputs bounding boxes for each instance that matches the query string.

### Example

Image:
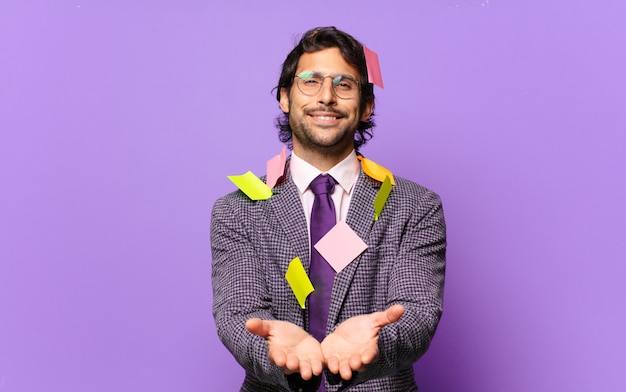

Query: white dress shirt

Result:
[289,150,361,237]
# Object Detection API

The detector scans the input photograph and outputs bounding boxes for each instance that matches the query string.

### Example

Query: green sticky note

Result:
[227,171,273,200]
[285,257,314,309]
[373,175,392,221]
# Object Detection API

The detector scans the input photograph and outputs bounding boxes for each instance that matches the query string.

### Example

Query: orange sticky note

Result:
[314,221,368,273]
[357,155,395,185]
[285,257,314,309]
[266,146,287,188]
[364,46,384,88]
[227,171,273,200]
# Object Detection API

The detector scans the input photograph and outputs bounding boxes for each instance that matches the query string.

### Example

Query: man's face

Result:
[280,47,373,158]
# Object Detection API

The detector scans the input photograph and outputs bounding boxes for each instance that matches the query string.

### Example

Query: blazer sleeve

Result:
[348,188,447,386]
[210,193,292,390]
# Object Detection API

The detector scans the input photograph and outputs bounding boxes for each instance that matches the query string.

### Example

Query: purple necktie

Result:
[308,174,337,344]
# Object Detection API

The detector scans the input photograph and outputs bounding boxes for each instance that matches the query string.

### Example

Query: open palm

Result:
[246,318,324,380]
[321,304,405,380]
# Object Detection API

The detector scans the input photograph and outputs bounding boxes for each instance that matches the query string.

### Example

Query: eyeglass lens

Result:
[296,71,358,99]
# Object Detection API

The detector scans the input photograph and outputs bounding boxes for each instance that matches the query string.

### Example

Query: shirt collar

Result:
[290,150,360,195]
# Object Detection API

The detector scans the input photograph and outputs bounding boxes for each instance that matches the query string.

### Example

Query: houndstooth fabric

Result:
[211,163,446,392]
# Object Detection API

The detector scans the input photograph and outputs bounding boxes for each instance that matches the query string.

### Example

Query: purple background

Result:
[1,1,625,391]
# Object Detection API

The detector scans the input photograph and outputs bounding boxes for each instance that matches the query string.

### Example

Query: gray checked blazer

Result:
[211,161,446,392]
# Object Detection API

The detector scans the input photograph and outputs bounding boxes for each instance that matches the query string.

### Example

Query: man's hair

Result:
[274,26,376,150]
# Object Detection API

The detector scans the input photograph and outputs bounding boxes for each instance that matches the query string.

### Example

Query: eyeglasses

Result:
[294,71,361,99]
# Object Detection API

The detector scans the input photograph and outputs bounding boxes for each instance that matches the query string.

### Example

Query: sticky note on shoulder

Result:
[227,171,273,200]
[285,257,314,309]
[266,146,287,188]
[357,156,395,185]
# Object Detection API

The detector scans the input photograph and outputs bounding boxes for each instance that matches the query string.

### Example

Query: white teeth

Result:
[315,116,336,121]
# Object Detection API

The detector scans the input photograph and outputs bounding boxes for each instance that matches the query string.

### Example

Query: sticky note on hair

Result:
[364,46,384,88]
[357,155,395,185]
[227,171,273,200]
[285,257,314,309]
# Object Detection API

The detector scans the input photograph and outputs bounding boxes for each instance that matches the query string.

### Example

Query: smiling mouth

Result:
[307,109,345,122]
[312,115,339,121]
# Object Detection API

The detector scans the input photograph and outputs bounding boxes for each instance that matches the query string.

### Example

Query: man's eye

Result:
[303,79,322,85]
[335,80,356,91]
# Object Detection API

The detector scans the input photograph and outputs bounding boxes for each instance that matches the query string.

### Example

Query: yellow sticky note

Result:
[357,156,395,185]
[227,171,273,200]
[285,257,314,309]
[374,175,392,221]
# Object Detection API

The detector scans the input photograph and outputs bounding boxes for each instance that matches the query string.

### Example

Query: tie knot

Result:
[309,174,336,196]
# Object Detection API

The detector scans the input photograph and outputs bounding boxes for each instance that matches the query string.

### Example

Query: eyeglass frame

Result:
[293,71,362,99]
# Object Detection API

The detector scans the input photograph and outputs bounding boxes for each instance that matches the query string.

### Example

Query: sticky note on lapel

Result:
[285,257,314,309]
[374,175,393,221]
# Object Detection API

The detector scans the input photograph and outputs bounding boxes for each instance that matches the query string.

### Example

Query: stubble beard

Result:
[289,107,359,155]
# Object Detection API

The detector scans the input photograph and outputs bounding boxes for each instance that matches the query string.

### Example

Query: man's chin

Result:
[310,135,355,151]
[295,123,356,148]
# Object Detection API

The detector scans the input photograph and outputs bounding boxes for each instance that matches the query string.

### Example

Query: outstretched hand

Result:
[246,318,324,380]
[320,304,405,381]
[246,305,404,381]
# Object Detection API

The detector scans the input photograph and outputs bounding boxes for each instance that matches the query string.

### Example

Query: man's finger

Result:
[349,353,363,370]
[310,358,324,376]
[269,348,288,368]
[297,359,312,380]
[359,348,378,365]
[326,355,340,374]
[371,304,405,328]
[245,318,271,338]
[339,359,354,380]
[386,304,405,323]
[285,354,301,373]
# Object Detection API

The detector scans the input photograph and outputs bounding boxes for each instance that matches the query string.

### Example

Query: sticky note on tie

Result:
[364,46,384,88]
[227,171,273,200]
[285,257,314,309]
[357,155,395,185]
[266,146,287,189]
[374,175,392,221]
[314,221,368,273]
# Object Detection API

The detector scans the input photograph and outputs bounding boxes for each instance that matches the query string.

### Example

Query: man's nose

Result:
[317,77,337,105]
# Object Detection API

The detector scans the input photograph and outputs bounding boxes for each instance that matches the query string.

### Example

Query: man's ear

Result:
[279,88,290,113]
[360,98,374,121]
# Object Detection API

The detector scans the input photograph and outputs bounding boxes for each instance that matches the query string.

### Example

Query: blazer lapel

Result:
[327,170,380,328]
[268,171,311,270]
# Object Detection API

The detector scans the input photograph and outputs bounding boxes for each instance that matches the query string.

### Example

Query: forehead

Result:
[296,47,359,78]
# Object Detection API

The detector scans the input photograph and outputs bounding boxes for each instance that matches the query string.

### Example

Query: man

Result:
[211,26,446,391]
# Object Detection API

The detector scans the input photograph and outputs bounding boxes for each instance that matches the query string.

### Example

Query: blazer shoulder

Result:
[213,187,252,206]
[211,188,263,223]
[388,175,443,204]
[211,175,298,220]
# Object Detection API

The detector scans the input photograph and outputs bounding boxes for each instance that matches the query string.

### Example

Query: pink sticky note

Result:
[314,221,368,273]
[266,146,287,188]
[364,46,384,88]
